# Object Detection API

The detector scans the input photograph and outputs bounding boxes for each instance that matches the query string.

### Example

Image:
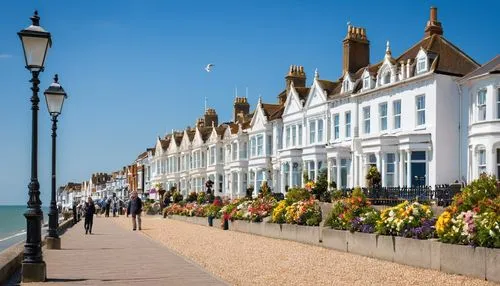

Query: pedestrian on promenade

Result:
[112,194,118,217]
[84,197,96,235]
[126,191,142,231]
[105,197,111,217]
[72,201,78,225]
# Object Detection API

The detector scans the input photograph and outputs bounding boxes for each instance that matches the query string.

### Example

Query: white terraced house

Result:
[138,7,496,199]
[459,55,500,181]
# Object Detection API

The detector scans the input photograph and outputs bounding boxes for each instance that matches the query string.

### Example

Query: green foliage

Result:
[172,191,183,203]
[197,192,207,204]
[330,189,345,201]
[312,168,329,201]
[366,166,381,187]
[285,188,312,204]
[186,192,198,203]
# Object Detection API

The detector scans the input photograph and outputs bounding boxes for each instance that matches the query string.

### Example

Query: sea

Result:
[0,206,49,252]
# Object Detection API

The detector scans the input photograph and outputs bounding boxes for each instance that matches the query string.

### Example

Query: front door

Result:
[411,162,426,186]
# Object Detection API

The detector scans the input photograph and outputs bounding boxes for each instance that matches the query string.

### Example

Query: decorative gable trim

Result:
[283,82,303,116]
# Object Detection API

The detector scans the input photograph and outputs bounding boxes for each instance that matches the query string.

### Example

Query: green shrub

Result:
[285,188,311,204]
[197,192,207,204]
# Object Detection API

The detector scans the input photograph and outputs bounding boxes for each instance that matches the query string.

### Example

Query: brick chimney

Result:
[280,65,306,104]
[285,65,306,91]
[204,108,218,127]
[342,25,369,75]
[424,7,443,37]
[233,97,250,123]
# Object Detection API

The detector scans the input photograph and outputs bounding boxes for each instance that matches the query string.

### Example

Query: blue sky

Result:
[0,0,498,205]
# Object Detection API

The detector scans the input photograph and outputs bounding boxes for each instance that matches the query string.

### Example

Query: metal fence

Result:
[338,184,462,207]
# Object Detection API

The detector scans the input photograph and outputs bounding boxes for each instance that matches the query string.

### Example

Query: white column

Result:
[381,152,386,187]
[376,152,381,172]
[280,165,285,193]
[314,160,318,181]
[237,172,242,197]
[336,155,341,188]
[406,150,412,187]
[399,150,404,186]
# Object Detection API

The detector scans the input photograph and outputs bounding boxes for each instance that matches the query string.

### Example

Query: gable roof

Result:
[199,126,213,142]
[261,103,282,120]
[174,132,183,146]
[160,138,170,150]
[395,34,479,77]
[460,55,500,82]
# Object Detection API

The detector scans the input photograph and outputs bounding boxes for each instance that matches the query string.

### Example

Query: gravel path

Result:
[114,216,495,286]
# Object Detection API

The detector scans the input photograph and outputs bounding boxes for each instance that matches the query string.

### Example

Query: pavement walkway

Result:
[25,216,226,285]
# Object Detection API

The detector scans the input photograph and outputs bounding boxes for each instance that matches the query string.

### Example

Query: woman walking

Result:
[84,196,96,235]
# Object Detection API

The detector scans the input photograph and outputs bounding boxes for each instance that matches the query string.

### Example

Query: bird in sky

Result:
[205,63,214,72]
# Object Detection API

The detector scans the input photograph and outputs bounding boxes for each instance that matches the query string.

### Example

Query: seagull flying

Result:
[205,63,214,72]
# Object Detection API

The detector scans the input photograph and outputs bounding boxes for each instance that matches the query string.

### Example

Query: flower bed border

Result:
[167,215,499,282]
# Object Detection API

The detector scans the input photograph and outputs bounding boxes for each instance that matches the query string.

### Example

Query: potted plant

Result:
[366,166,381,188]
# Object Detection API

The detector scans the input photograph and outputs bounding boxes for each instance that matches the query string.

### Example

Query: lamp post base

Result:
[21,261,46,283]
[46,236,61,249]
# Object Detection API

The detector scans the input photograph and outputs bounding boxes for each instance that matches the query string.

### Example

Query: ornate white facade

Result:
[137,7,497,199]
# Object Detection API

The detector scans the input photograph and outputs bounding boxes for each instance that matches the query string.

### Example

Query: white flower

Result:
[389,210,395,217]
[489,230,495,237]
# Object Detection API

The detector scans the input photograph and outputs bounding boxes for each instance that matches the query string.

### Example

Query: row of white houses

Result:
[138,7,499,199]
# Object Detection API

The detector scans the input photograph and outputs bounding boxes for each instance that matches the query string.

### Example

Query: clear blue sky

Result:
[0,0,498,205]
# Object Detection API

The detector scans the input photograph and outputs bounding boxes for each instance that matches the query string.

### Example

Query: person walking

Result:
[84,197,96,235]
[112,194,118,217]
[126,191,143,231]
[72,201,78,225]
[105,197,111,217]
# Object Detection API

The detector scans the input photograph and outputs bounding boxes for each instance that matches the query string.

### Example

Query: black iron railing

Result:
[337,184,462,207]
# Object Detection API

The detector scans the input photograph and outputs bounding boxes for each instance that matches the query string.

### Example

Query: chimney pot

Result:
[430,6,437,22]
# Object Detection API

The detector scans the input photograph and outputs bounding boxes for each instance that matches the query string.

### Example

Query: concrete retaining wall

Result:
[168,214,499,283]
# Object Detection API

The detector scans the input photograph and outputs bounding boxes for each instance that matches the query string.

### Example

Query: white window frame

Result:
[343,80,350,93]
[292,125,297,146]
[363,76,370,90]
[256,135,263,156]
[298,124,302,146]
[497,89,500,119]
[318,119,324,142]
[477,89,487,121]
[416,95,426,126]
[478,148,486,175]
[345,111,351,138]
[309,121,316,144]
[363,106,370,134]
[393,100,401,129]
[285,126,291,148]
[417,57,427,74]
[333,114,340,140]
[386,153,396,187]
[379,102,388,131]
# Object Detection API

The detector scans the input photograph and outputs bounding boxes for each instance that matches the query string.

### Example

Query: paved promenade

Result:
[26,216,225,285]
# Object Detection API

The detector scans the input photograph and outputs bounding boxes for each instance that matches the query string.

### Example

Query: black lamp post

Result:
[44,74,67,250]
[18,10,51,283]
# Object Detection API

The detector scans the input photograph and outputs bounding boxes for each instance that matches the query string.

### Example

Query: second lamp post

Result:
[44,74,68,250]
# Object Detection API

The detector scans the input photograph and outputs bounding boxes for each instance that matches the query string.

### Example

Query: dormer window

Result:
[383,71,391,85]
[416,57,427,74]
[363,76,370,89]
[342,80,350,93]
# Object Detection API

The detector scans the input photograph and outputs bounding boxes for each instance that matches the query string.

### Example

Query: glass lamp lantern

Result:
[18,11,52,72]
[44,74,67,116]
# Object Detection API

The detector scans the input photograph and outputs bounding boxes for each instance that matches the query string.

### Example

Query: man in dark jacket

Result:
[84,197,96,235]
[127,191,142,231]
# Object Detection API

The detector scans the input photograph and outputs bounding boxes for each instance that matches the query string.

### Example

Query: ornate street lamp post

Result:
[44,74,67,250]
[18,10,52,282]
